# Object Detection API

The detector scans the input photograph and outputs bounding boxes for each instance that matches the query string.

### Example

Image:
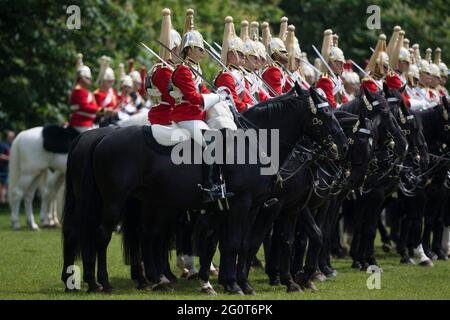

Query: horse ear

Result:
[294,81,301,95]
[443,95,449,110]
[383,81,390,97]
[361,85,370,99]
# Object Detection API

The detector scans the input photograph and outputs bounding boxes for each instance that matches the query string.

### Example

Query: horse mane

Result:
[243,90,306,125]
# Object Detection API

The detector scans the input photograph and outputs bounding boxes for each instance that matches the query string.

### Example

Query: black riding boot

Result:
[198,131,234,208]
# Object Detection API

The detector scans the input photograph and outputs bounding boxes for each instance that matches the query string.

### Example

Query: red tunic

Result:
[148,65,174,125]
[215,69,252,113]
[262,65,283,97]
[360,78,379,93]
[316,76,337,108]
[69,85,99,127]
[171,63,210,122]
[116,92,131,109]
[385,72,402,90]
[94,88,117,109]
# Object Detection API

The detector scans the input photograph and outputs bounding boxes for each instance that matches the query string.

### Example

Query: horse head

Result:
[300,83,348,160]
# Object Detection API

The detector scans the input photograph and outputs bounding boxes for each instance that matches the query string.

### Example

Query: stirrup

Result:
[198,184,234,202]
[263,198,279,208]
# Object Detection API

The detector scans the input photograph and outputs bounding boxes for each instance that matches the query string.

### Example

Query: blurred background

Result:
[0,0,449,132]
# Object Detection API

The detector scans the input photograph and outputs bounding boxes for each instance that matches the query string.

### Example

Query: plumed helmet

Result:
[220,16,245,65]
[130,70,142,84]
[366,34,389,76]
[181,9,204,51]
[434,48,448,78]
[77,65,92,80]
[408,63,419,79]
[121,75,133,88]
[279,17,288,42]
[159,8,181,61]
[103,67,115,81]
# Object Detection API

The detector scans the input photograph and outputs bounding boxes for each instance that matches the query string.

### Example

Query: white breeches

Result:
[177,120,210,147]
[72,126,91,133]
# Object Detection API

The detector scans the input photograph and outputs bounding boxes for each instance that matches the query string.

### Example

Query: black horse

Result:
[338,85,409,270]
[67,84,348,294]
[256,109,374,292]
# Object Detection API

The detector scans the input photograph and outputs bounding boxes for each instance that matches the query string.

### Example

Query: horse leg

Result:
[236,207,261,295]
[265,220,282,286]
[275,208,302,293]
[218,195,251,295]
[23,173,44,231]
[197,214,219,296]
[362,193,385,269]
[295,207,322,291]
[96,224,114,293]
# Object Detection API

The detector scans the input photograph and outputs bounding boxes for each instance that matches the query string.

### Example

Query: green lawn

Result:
[0,204,449,300]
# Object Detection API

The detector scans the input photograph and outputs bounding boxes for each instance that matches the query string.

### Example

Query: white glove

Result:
[202,93,221,111]
[216,86,232,101]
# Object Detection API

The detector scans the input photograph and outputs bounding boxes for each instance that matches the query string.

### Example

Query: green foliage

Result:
[0,0,448,132]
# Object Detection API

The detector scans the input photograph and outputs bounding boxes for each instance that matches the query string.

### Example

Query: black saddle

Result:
[42,125,80,153]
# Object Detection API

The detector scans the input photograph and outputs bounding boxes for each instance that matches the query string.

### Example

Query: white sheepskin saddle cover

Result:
[151,101,237,146]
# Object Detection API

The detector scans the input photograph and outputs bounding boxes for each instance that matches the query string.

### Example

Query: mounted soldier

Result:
[434,48,449,98]
[361,34,389,93]
[147,8,181,125]
[69,54,100,133]
[316,30,348,108]
[261,18,289,96]
[94,55,118,125]
[240,20,269,103]
[214,17,253,112]
[284,25,310,91]
[169,8,233,203]
[341,61,360,101]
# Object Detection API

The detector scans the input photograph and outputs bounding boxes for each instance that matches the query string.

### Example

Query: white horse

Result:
[8,110,149,230]
[9,127,67,230]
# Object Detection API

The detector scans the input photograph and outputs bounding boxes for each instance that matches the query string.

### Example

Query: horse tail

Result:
[121,198,141,266]
[7,131,22,205]
[62,133,83,260]
[79,135,104,261]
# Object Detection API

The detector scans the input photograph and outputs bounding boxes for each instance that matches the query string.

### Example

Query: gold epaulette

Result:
[320,72,329,79]
[74,84,81,90]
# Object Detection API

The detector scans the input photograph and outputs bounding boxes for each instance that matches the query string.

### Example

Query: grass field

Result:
[0,204,449,300]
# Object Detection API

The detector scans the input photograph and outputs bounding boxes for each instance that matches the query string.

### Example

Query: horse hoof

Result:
[400,257,415,265]
[137,283,152,291]
[87,284,103,293]
[180,269,189,278]
[152,282,174,292]
[382,243,392,253]
[286,282,303,293]
[419,260,434,267]
[101,285,113,294]
[29,224,40,231]
[269,276,281,286]
[200,286,217,296]
[64,288,80,293]
[187,271,199,280]
[239,283,256,295]
[351,261,362,270]
[224,283,244,295]
[12,223,21,231]
[311,271,327,282]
